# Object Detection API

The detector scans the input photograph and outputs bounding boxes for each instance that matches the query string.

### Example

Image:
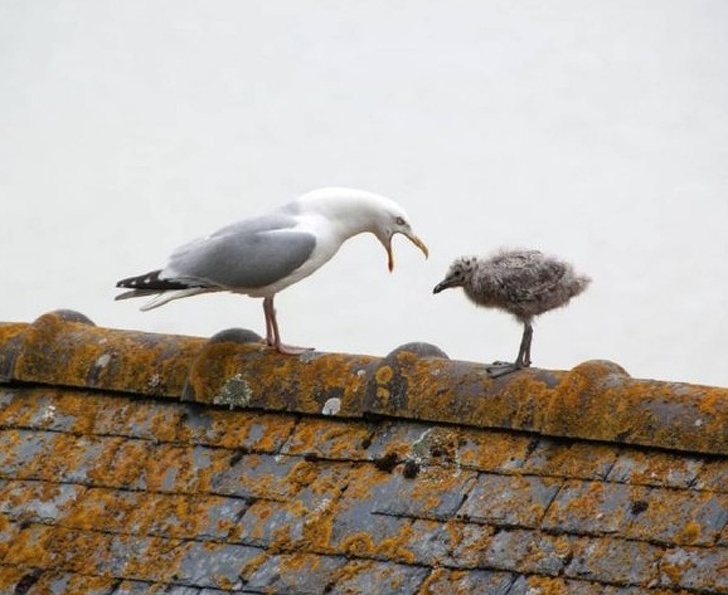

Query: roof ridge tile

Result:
[2,310,727,455]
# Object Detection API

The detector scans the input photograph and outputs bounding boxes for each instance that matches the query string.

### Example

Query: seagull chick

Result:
[116,187,428,354]
[433,249,590,377]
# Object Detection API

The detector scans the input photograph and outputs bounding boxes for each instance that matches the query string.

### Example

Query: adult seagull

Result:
[115,187,429,354]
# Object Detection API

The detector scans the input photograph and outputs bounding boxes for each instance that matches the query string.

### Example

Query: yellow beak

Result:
[387,232,429,272]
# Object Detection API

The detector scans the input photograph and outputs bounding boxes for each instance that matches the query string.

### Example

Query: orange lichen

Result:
[242,500,276,545]
[377,535,417,565]
[121,535,188,582]
[64,488,135,531]
[375,365,393,384]
[525,441,620,480]
[419,568,485,595]
[51,575,119,593]
[340,532,378,558]
[283,418,372,459]
[0,567,28,590]
[457,430,531,472]
[551,535,572,559]
[329,558,373,583]
[675,520,702,545]
[660,554,695,585]
[518,576,570,595]
[544,480,605,528]
[0,515,13,560]
[0,322,27,342]
[277,552,326,574]
[287,460,320,490]
[151,493,202,538]
[302,507,336,552]
[86,438,149,487]
[409,468,472,511]
[239,550,269,579]
[2,524,56,567]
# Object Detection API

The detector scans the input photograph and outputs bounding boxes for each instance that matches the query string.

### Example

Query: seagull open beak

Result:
[387,231,429,272]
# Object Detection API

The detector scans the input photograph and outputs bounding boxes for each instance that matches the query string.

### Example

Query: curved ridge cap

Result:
[2,309,206,395]
[1,312,727,455]
[183,326,266,403]
[568,359,630,377]
[32,309,96,327]
[547,359,728,455]
[184,329,378,410]
[183,339,454,409]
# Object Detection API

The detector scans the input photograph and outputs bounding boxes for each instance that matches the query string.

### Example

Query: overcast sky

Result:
[1,1,726,386]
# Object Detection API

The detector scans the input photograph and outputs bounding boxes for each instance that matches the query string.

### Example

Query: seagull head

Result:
[298,187,429,271]
[372,205,429,272]
[433,256,477,293]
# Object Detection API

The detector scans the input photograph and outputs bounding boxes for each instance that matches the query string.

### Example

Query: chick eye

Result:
[395,216,406,226]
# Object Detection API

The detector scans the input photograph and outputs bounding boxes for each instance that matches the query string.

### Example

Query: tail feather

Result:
[115,269,216,310]
[114,288,161,301]
[139,287,215,311]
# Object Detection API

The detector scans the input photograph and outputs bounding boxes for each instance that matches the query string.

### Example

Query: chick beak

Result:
[433,273,461,294]
[432,279,450,294]
[387,231,428,272]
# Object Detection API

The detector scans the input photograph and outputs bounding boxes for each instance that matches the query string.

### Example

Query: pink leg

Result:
[262,296,314,355]
[263,297,275,347]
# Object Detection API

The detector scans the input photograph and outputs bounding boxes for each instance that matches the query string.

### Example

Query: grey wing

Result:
[164,213,317,289]
[494,253,568,303]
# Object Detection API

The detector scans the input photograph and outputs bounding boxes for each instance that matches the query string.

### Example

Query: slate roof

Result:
[1,309,727,594]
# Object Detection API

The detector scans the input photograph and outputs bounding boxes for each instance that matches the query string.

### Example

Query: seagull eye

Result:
[395,216,406,226]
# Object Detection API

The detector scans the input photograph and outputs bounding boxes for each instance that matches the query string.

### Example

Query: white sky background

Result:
[1,1,727,386]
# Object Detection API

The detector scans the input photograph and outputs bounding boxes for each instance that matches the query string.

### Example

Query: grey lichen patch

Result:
[41,404,57,424]
[213,373,253,410]
[88,352,114,386]
[148,373,162,389]
[95,353,112,368]
[410,427,464,476]
[411,427,436,460]
[299,350,322,364]
[322,397,341,416]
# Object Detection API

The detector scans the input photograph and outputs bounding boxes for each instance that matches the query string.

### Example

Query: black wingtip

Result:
[115,270,193,291]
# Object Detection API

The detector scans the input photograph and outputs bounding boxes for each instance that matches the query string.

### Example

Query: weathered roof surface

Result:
[0,310,727,594]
